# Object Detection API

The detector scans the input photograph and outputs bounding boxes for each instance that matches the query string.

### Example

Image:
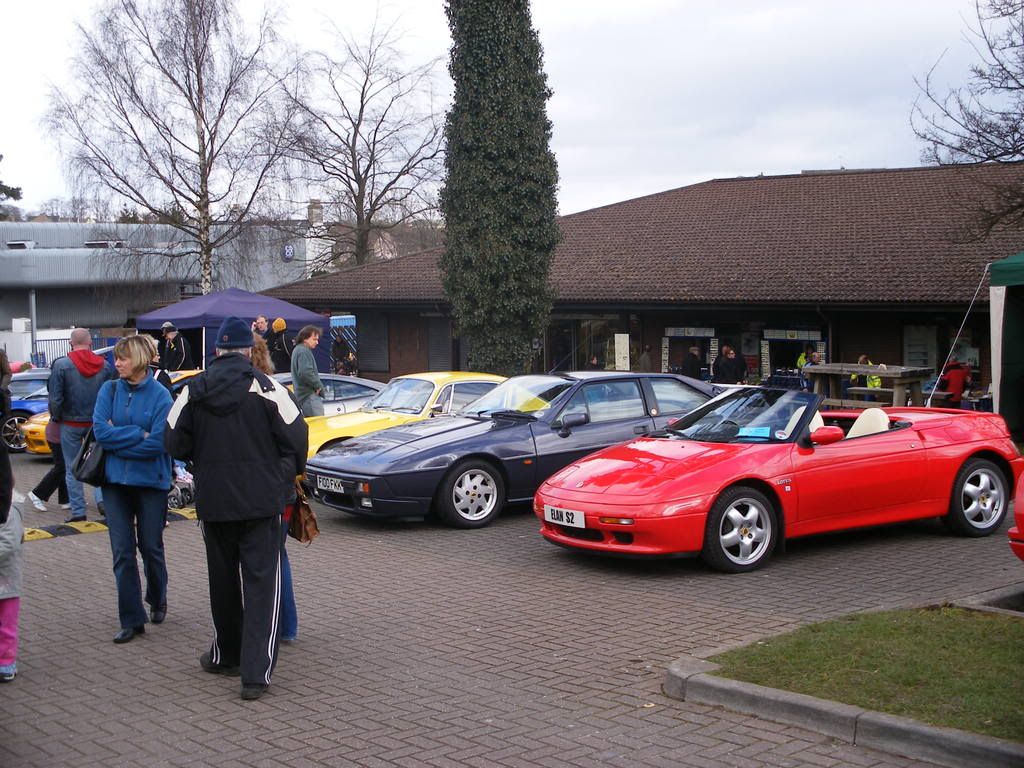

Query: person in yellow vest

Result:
[796,344,815,370]
[848,354,882,401]
[850,354,882,388]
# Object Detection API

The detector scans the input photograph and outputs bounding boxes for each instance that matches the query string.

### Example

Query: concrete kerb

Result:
[663,655,1024,768]
[951,582,1024,618]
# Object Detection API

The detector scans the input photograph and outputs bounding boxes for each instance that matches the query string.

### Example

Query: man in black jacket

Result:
[165,316,307,700]
[159,322,194,371]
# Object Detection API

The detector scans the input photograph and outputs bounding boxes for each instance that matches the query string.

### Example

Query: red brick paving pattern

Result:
[4,453,1018,767]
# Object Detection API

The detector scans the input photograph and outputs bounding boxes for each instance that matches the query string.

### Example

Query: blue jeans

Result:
[280,523,297,640]
[61,424,103,518]
[103,484,168,629]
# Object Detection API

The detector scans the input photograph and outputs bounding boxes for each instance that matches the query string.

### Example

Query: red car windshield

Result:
[664,388,819,443]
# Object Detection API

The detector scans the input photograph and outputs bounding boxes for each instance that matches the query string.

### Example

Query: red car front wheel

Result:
[701,486,778,573]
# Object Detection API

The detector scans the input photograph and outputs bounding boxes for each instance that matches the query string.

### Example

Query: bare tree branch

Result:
[281,21,444,270]
[47,0,300,293]
[913,0,1024,237]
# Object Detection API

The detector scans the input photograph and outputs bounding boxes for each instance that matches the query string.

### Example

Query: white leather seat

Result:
[780,408,824,438]
[845,407,889,439]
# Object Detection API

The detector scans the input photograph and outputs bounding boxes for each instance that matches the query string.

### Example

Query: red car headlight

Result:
[662,498,707,516]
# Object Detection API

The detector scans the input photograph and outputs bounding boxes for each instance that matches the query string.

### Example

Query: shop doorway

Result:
[665,337,710,378]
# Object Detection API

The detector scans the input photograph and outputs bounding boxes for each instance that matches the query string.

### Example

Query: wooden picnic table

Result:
[802,363,934,409]
[846,386,954,405]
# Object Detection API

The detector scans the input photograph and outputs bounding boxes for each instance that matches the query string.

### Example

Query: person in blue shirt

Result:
[93,335,173,644]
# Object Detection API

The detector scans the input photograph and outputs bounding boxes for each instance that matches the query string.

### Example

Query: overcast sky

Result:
[1,0,984,216]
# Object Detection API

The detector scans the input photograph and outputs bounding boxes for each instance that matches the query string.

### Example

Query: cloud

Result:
[1,0,982,216]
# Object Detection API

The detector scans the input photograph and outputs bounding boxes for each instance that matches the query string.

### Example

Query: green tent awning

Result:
[991,251,1024,286]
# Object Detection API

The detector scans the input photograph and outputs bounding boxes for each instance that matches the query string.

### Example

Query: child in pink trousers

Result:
[0,495,24,682]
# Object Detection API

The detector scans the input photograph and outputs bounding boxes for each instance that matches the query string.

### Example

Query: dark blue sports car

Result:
[304,371,719,528]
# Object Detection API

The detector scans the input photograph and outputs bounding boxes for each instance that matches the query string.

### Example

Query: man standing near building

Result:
[290,325,325,417]
[637,344,653,372]
[49,329,115,522]
[159,322,194,371]
[714,345,748,385]
[165,317,307,700]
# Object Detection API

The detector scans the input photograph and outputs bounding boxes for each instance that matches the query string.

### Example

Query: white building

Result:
[0,221,311,356]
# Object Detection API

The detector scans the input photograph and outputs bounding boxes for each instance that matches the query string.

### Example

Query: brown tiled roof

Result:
[267,247,447,309]
[266,163,1024,309]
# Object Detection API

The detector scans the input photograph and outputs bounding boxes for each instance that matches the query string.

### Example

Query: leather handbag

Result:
[71,428,106,486]
[287,481,320,544]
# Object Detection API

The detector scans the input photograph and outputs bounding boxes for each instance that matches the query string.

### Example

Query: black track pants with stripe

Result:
[201,516,281,685]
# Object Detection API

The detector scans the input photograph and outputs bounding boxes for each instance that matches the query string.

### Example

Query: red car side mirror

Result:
[810,426,844,445]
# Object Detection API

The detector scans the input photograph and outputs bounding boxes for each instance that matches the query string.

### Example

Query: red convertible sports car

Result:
[535,387,1023,573]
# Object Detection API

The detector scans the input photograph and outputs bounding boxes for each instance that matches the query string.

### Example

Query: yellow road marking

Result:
[63,520,109,533]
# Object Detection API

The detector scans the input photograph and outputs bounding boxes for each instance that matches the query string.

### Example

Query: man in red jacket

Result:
[939,357,973,408]
[48,329,115,522]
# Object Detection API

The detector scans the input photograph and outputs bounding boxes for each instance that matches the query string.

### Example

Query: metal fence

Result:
[28,335,120,368]
[32,338,72,367]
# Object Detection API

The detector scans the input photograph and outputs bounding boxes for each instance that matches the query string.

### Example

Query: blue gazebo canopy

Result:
[136,287,330,370]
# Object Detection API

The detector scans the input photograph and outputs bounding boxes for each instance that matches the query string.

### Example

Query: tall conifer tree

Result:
[440,0,559,375]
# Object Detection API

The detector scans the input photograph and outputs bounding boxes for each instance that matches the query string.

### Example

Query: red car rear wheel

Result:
[944,458,1008,537]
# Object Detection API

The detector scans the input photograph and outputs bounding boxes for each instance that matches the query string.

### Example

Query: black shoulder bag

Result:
[71,428,106,486]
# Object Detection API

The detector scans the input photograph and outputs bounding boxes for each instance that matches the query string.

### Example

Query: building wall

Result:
[833,311,991,385]
[0,222,310,332]
[345,305,993,389]
[0,284,179,331]
[831,313,902,367]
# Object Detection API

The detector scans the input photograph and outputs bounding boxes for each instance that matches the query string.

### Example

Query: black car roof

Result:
[551,370,681,380]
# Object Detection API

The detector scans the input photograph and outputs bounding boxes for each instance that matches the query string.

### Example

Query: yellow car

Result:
[305,371,505,457]
[20,369,202,455]
[21,411,52,455]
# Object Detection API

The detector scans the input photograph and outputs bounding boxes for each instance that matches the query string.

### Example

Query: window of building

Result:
[903,325,937,370]
[427,317,452,371]
[358,314,389,372]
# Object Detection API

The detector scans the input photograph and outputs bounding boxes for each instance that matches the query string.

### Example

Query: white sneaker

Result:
[12,490,25,504]
[60,503,72,510]
[27,492,47,512]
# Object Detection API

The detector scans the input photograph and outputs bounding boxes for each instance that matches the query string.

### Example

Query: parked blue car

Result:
[304,371,719,528]
[3,370,52,452]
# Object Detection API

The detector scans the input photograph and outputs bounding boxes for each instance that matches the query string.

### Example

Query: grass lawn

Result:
[709,606,1024,741]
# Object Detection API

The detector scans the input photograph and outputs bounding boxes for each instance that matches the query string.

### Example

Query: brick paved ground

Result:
[3,451,1021,768]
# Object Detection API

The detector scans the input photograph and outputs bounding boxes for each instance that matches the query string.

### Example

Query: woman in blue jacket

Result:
[93,335,173,644]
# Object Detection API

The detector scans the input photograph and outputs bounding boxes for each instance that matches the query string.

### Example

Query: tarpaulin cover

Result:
[990,251,1024,286]
[989,253,1024,436]
[136,287,330,371]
